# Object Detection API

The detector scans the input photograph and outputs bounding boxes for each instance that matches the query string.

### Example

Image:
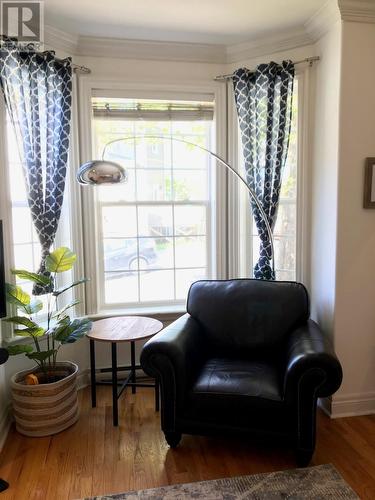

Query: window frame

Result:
[77,78,228,315]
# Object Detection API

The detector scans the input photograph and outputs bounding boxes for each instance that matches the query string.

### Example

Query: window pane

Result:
[136,169,172,201]
[175,236,206,268]
[9,162,27,202]
[93,120,135,163]
[174,205,206,236]
[172,136,209,169]
[138,205,173,237]
[102,206,137,237]
[135,133,172,169]
[33,244,41,272]
[139,270,174,301]
[175,268,206,300]
[14,244,34,270]
[98,170,136,202]
[172,170,208,201]
[139,237,173,270]
[104,272,139,304]
[12,207,33,244]
[273,203,296,237]
[274,237,296,273]
[103,237,171,272]
[103,138,135,168]
[104,238,138,272]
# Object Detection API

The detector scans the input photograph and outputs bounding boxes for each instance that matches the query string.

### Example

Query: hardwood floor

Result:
[0,386,374,499]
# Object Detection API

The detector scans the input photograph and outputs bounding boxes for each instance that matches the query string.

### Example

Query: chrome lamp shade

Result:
[77,160,127,185]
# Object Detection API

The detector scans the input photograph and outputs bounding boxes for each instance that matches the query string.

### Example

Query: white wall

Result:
[333,21,375,416]
[309,20,342,338]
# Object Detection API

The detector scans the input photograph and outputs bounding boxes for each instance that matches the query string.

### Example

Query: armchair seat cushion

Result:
[189,358,283,414]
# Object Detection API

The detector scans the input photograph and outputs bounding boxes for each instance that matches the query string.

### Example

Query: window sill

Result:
[90,305,186,324]
[4,334,41,347]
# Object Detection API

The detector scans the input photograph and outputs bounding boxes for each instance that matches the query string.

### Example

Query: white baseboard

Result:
[77,368,90,390]
[331,392,375,418]
[321,392,375,418]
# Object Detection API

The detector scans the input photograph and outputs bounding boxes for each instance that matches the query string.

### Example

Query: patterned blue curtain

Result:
[0,41,72,294]
[233,61,294,280]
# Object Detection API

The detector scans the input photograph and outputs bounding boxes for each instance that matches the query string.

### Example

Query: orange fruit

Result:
[25,373,39,385]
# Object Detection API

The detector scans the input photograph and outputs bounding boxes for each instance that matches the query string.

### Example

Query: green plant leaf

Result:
[53,278,89,297]
[4,316,38,328]
[46,316,70,337]
[11,269,51,286]
[6,284,30,308]
[23,299,43,315]
[26,350,56,362]
[45,247,77,273]
[14,326,45,337]
[52,299,81,319]
[7,344,34,355]
[54,317,92,344]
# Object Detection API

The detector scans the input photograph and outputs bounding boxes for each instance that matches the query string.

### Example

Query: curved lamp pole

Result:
[77,135,275,276]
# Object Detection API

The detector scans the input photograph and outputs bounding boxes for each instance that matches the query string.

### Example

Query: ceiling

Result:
[44,0,327,45]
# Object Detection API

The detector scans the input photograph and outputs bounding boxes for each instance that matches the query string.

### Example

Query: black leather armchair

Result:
[141,279,342,465]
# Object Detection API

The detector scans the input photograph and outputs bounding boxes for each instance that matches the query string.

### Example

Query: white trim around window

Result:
[76,77,228,315]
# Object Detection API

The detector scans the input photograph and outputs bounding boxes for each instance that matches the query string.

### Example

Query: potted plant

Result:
[3,247,92,437]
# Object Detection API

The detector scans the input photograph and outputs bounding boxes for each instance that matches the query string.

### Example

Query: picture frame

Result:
[364,157,375,208]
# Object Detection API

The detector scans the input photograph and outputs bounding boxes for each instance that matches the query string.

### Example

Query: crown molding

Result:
[43,15,326,65]
[305,0,341,42]
[44,24,79,55]
[226,27,313,64]
[338,0,375,23]
[76,36,226,64]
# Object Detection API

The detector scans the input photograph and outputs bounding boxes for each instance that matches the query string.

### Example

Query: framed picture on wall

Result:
[0,221,6,318]
[364,158,375,208]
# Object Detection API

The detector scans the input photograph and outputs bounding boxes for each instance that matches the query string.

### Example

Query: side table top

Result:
[87,316,163,343]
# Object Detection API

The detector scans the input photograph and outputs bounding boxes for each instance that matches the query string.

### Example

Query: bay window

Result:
[1,76,306,323]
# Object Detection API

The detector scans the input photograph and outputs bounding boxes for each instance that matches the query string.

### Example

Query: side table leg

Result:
[111,342,118,426]
[131,341,136,394]
[90,340,96,408]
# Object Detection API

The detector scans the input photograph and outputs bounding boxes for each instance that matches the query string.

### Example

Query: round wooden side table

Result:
[87,316,163,426]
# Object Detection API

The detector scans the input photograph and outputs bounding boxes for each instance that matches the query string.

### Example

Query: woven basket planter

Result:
[10,361,79,437]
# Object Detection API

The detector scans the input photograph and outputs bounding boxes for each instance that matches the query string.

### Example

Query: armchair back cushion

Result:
[187,279,309,354]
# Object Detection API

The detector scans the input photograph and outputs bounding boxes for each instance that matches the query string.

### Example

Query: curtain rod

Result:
[214,56,320,81]
[0,37,91,74]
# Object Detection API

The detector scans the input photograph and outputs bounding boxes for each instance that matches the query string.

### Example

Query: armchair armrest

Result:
[284,319,342,402]
[141,313,205,408]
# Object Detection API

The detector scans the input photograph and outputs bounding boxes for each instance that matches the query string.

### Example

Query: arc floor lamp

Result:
[77,135,275,275]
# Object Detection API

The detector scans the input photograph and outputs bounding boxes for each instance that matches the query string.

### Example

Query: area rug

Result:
[84,464,358,499]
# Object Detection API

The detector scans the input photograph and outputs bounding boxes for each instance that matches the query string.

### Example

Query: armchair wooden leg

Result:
[164,431,181,448]
[296,449,314,467]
